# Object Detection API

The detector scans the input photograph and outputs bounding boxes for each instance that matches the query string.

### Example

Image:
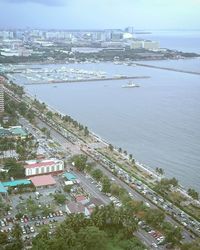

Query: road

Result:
[38,117,197,241]
[5,86,198,247]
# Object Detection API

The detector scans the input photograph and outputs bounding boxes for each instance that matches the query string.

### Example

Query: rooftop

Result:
[0,126,27,138]
[24,161,56,169]
[9,126,27,137]
[0,128,12,138]
[63,172,76,181]
[75,195,88,203]
[0,182,7,193]
[2,179,31,187]
[66,201,86,214]
[30,175,56,187]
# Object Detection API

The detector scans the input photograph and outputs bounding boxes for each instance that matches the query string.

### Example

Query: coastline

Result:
[26,92,199,207]
[26,88,162,182]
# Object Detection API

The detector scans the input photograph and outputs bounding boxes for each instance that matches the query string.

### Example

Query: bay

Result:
[12,60,200,191]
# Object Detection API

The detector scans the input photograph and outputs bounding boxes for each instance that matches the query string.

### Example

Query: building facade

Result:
[0,82,4,114]
[24,159,64,177]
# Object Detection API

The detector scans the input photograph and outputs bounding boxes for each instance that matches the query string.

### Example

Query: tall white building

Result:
[0,77,4,114]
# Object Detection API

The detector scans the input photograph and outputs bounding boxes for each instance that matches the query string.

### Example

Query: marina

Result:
[2,64,149,85]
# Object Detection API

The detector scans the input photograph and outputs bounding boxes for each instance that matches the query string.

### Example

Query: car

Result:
[151,243,158,248]
[0,221,5,227]
[128,192,133,197]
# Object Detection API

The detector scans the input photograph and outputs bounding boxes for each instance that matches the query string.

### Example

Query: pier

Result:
[23,76,150,85]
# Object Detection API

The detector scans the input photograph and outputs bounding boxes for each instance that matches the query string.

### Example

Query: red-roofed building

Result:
[30,175,56,188]
[75,195,89,205]
[24,159,64,177]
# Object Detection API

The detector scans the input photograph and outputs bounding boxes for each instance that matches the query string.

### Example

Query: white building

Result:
[143,41,159,50]
[24,159,64,177]
[130,41,144,49]
[0,77,5,114]
[130,40,159,50]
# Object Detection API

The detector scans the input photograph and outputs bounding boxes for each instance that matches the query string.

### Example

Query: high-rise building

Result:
[0,77,5,114]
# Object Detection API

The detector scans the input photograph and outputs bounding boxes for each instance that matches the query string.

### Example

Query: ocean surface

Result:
[11,31,200,191]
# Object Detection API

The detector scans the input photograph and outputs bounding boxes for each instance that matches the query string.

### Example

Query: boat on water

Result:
[122,82,140,88]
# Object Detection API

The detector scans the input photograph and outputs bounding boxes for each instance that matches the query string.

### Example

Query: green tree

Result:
[187,188,199,200]
[10,223,23,250]
[108,144,114,151]
[72,154,87,172]
[84,126,89,136]
[165,226,182,247]
[54,194,66,204]
[77,226,107,250]
[0,231,8,244]
[91,169,103,182]
[144,209,165,227]
[156,167,164,175]
[63,185,72,193]
[101,176,111,193]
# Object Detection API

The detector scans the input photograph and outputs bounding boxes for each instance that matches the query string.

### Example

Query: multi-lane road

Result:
[5,86,199,248]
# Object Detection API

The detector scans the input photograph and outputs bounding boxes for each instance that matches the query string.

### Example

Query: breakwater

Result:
[135,63,200,75]
[24,75,150,85]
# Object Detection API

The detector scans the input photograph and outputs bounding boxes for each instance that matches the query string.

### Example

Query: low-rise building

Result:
[30,174,56,188]
[130,40,159,50]
[24,159,64,177]
[0,126,27,139]
[75,195,89,205]
[63,172,77,182]
[65,201,90,216]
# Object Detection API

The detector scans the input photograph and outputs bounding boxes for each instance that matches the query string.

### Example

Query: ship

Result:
[122,82,140,88]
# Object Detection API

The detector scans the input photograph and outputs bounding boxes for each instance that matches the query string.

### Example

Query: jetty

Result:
[24,76,150,85]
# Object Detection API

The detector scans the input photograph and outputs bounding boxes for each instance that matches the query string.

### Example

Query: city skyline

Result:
[0,0,200,30]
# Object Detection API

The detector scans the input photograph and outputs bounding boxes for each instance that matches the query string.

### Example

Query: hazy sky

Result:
[0,0,200,29]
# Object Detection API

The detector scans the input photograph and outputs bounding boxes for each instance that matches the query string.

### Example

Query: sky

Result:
[0,0,200,30]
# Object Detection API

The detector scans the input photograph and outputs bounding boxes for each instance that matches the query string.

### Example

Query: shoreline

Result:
[32,96,199,202]
[26,89,162,181]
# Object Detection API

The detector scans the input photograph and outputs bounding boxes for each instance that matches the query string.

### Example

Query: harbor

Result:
[2,64,149,85]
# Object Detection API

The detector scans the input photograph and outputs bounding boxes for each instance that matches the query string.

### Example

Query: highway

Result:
[26,114,194,244]
[5,85,198,247]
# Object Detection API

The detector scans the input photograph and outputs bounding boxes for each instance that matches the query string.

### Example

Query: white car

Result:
[152,243,158,248]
